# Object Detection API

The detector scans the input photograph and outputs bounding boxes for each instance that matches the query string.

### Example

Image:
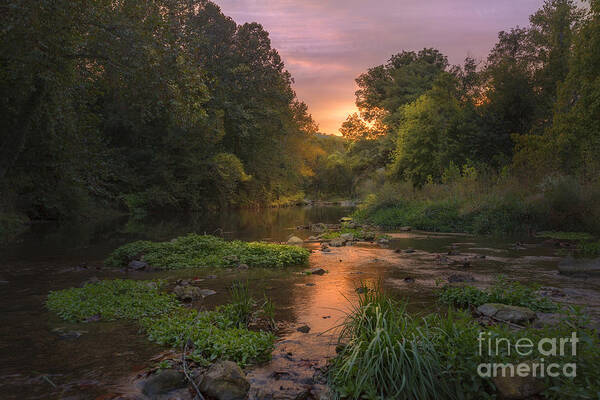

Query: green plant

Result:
[105,234,310,270]
[439,276,560,313]
[46,279,179,322]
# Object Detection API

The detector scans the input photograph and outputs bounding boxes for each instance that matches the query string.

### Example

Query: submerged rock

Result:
[477,303,536,325]
[307,267,326,275]
[200,361,250,400]
[141,369,186,397]
[447,274,475,283]
[173,285,204,301]
[296,325,311,333]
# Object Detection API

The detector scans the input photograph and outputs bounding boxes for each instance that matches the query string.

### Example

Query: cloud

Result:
[216,0,544,134]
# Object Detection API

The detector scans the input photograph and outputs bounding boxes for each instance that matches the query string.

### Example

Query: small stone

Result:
[403,277,415,283]
[308,267,326,275]
[297,325,311,333]
[355,287,368,294]
[128,260,148,270]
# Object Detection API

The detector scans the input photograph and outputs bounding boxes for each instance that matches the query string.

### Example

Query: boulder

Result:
[141,369,186,397]
[329,238,345,247]
[339,233,354,242]
[200,361,250,400]
[492,362,545,399]
[310,223,327,233]
[128,260,148,270]
[287,236,304,245]
[477,304,536,325]
[173,285,204,301]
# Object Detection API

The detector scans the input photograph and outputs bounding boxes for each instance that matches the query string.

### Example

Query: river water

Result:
[1,205,599,399]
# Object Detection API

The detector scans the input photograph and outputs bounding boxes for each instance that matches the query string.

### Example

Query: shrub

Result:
[105,234,310,269]
[46,279,179,322]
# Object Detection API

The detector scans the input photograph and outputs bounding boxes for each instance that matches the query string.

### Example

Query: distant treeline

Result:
[336,0,599,190]
[0,0,345,224]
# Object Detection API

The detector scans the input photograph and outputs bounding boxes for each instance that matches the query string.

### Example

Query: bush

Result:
[439,276,560,313]
[46,279,179,322]
[105,234,310,269]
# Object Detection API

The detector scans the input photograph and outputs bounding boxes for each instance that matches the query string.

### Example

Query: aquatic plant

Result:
[105,234,310,269]
[439,276,559,313]
[46,279,179,322]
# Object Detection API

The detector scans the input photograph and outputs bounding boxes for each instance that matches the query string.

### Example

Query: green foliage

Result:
[439,276,560,313]
[46,279,179,322]
[537,231,595,240]
[105,234,310,269]
[330,283,600,400]
[141,289,275,367]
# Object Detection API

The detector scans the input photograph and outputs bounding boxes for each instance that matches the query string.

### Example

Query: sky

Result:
[216,0,545,135]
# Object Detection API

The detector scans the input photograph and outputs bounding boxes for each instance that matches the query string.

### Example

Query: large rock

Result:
[287,236,304,245]
[141,369,186,397]
[477,303,536,325]
[310,223,327,233]
[339,233,354,242]
[329,238,345,247]
[199,361,250,400]
[173,285,204,301]
[492,362,545,399]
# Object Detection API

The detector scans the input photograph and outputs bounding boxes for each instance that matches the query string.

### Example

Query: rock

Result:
[305,283,316,286]
[329,238,345,247]
[532,312,565,328]
[355,287,368,294]
[403,248,415,254]
[399,226,412,232]
[477,303,536,325]
[307,267,326,275]
[310,223,327,233]
[53,327,85,339]
[339,233,354,242]
[198,289,217,297]
[141,369,186,397]
[362,231,376,241]
[320,247,331,253]
[378,238,390,245]
[199,361,250,400]
[403,277,415,283]
[296,325,311,333]
[128,260,148,270]
[206,274,218,279]
[173,285,204,301]
[536,286,565,297]
[237,263,249,270]
[307,236,318,240]
[447,274,475,283]
[340,217,353,223]
[492,362,545,399]
[287,236,304,245]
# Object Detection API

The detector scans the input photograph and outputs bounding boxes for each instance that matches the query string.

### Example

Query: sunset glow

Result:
[217,0,544,134]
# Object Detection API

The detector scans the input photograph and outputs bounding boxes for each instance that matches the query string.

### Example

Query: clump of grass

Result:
[439,276,559,312]
[141,283,275,367]
[46,279,179,322]
[330,283,600,400]
[105,234,310,269]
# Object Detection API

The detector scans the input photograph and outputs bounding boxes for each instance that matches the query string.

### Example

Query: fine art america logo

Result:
[477,331,579,378]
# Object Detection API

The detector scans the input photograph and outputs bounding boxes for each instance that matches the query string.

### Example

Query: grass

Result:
[46,279,179,322]
[438,276,560,312]
[47,279,276,367]
[329,283,600,400]
[105,234,310,270]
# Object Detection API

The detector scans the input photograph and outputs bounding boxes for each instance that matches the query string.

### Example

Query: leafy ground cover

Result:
[438,276,559,312]
[47,279,276,367]
[46,279,179,322]
[105,234,310,270]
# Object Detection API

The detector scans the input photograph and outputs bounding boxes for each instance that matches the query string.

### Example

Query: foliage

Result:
[141,284,275,367]
[536,231,595,240]
[330,283,600,400]
[439,276,560,313]
[46,279,179,322]
[105,234,310,269]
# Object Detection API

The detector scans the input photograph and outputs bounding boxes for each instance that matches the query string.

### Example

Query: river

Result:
[1,205,599,399]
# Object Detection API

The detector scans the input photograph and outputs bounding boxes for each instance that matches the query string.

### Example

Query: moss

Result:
[46,279,180,322]
[105,234,310,270]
